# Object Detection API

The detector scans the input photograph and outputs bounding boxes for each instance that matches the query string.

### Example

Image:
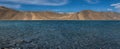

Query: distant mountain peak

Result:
[0,6,10,10]
[81,10,96,13]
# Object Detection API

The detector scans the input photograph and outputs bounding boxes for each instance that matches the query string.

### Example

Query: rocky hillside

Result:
[0,6,120,20]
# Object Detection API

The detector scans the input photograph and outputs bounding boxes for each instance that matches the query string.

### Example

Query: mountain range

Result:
[0,6,120,20]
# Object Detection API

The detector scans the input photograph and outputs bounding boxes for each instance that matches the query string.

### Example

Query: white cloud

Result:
[111,3,120,9]
[0,0,68,6]
[107,8,112,11]
[86,0,99,4]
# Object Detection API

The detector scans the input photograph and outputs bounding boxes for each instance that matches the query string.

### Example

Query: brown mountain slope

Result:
[80,10,120,20]
[0,6,120,20]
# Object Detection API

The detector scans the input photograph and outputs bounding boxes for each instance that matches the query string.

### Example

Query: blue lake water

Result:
[0,20,120,49]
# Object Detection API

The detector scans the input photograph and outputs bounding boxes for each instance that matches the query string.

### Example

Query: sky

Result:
[0,0,120,12]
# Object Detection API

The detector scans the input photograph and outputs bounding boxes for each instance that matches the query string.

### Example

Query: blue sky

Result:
[0,0,120,12]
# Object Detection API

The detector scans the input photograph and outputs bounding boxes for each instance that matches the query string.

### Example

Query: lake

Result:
[0,20,120,49]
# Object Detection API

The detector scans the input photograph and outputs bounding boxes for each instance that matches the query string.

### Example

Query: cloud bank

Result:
[111,3,120,9]
[111,3,120,12]
[0,0,68,8]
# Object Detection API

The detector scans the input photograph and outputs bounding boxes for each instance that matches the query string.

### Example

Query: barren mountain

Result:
[0,6,120,20]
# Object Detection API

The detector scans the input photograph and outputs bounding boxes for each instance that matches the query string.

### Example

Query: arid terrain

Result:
[0,6,120,20]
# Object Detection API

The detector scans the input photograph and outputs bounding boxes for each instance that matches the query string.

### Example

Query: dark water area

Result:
[0,20,120,49]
